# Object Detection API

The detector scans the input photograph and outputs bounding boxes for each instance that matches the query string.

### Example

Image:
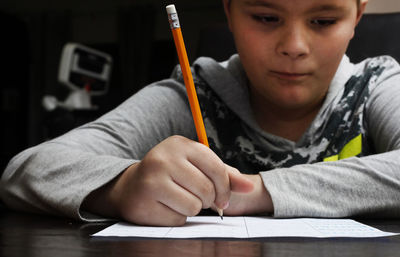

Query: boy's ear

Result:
[356,0,368,26]
[351,0,368,39]
[222,0,233,31]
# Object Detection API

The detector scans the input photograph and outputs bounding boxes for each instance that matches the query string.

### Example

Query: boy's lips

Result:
[270,70,312,81]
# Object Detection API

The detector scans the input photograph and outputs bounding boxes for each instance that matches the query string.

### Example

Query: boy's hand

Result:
[83,136,253,226]
[222,173,274,216]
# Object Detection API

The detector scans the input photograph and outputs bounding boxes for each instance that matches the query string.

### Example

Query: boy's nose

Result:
[277,24,310,60]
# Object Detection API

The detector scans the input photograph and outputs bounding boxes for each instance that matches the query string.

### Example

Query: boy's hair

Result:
[227,0,362,8]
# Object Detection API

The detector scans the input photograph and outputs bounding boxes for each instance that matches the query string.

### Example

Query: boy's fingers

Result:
[126,201,187,227]
[170,160,216,209]
[226,165,254,193]
[186,143,230,210]
[158,180,203,217]
[179,138,253,210]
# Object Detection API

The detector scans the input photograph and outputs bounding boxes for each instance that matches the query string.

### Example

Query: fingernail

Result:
[222,201,229,210]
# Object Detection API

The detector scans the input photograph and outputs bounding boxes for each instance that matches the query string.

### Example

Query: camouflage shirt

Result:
[177,55,384,173]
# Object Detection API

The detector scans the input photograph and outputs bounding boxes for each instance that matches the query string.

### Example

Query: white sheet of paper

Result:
[92,216,398,238]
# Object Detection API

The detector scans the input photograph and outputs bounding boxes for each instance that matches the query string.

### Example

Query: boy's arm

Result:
[0,79,196,221]
[260,75,400,218]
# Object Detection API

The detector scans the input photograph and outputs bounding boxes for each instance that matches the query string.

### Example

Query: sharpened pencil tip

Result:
[217,208,224,220]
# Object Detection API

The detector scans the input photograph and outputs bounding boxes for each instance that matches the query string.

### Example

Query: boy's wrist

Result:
[81,164,138,219]
[246,174,274,214]
[225,174,274,215]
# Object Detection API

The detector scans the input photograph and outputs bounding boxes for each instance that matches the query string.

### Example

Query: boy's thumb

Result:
[226,165,254,193]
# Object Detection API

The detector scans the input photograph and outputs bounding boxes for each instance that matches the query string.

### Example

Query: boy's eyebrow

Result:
[243,0,284,11]
[243,1,348,14]
[306,4,348,13]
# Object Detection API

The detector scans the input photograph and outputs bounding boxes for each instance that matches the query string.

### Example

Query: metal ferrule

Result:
[168,13,180,29]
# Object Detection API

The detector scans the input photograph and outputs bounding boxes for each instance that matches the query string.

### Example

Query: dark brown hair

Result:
[227,0,362,9]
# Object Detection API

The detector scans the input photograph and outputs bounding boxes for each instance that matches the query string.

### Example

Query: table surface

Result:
[1,210,400,257]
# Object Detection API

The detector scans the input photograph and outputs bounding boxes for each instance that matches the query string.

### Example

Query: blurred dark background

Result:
[0,0,230,172]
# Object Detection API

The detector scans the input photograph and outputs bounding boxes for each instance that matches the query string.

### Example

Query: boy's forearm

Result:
[260,150,400,218]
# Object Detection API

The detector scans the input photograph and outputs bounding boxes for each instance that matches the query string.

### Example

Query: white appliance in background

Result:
[42,43,112,111]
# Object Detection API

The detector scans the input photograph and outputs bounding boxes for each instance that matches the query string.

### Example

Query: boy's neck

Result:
[251,97,323,142]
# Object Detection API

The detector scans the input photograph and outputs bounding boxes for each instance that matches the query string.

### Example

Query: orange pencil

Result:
[166,4,223,219]
[166,4,209,147]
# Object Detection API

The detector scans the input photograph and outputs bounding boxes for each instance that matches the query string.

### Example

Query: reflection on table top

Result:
[1,210,400,257]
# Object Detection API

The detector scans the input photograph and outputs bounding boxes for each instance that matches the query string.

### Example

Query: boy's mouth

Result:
[270,70,312,81]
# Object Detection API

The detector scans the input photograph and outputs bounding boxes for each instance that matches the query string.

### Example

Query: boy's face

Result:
[224,0,366,112]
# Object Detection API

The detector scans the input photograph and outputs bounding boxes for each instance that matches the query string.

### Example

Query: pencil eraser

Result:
[166,4,177,15]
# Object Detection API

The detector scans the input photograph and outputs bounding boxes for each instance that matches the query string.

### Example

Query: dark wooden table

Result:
[1,210,400,257]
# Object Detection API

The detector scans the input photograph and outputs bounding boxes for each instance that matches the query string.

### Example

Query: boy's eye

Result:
[252,15,280,24]
[311,19,337,26]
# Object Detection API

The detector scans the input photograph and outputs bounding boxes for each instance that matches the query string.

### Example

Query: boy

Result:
[1,0,400,226]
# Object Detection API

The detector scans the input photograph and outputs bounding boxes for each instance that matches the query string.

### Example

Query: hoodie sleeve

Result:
[0,79,196,221]
[261,69,400,218]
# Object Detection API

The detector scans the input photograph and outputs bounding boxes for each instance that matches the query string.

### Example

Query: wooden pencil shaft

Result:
[171,27,209,147]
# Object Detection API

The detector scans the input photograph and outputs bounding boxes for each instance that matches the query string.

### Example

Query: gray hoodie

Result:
[1,54,400,221]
